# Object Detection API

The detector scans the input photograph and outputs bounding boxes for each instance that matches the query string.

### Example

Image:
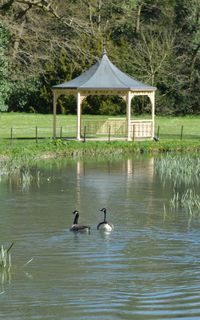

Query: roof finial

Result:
[103,38,107,55]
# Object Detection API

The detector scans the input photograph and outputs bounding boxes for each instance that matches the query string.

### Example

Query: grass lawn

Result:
[0,113,76,138]
[0,112,200,139]
[155,116,200,139]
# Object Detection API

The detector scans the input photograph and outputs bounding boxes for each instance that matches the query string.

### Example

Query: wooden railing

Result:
[82,118,153,140]
[130,120,153,140]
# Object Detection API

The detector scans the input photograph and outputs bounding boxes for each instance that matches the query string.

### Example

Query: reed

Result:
[0,243,14,271]
[0,158,38,191]
[0,267,11,293]
[170,189,200,214]
[21,170,33,191]
[154,154,200,187]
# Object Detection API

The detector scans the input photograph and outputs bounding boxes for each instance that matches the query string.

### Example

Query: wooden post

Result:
[157,125,160,138]
[10,127,13,144]
[36,126,38,144]
[108,125,111,142]
[77,92,82,140]
[180,125,183,140]
[60,126,62,138]
[53,91,58,139]
[126,91,132,141]
[150,91,155,139]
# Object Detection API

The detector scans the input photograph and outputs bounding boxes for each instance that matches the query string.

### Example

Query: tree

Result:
[0,23,11,111]
[170,0,200,114]
[0,0,200,115]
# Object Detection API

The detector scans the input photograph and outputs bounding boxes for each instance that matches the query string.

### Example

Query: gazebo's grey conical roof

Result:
[53,51,156,91]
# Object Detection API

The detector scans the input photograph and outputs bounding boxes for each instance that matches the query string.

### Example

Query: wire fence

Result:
[155,125,200,140]
[0,122,200,143]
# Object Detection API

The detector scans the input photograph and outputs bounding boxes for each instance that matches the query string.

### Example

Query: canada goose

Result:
[153,136,160,142]
[70,210,90,233]
[97,208,113,231]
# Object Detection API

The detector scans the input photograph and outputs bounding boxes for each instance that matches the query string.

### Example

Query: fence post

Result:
[10,127,13,144]
[108,125,111,142]
[60,126,62,139]
[180,125,183,140]
[157,125,160,139]
[36,126,38,144]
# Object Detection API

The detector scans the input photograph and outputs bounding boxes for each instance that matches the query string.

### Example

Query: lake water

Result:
[1,155,200,319]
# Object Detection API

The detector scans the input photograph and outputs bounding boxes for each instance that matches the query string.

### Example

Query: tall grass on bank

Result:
[1,138,200,162]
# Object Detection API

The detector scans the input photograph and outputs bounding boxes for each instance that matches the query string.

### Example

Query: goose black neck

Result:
[103,210,107,223]
[73,212,79,224]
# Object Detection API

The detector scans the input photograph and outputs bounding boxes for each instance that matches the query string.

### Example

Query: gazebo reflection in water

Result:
[75,157,154,211]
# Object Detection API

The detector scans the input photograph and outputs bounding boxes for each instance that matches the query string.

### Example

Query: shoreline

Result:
[0,139,200,162]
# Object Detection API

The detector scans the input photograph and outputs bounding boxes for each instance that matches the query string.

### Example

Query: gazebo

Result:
[52,50,156,141]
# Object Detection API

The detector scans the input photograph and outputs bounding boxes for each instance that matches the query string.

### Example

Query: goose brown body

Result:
[70,210,90,232]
